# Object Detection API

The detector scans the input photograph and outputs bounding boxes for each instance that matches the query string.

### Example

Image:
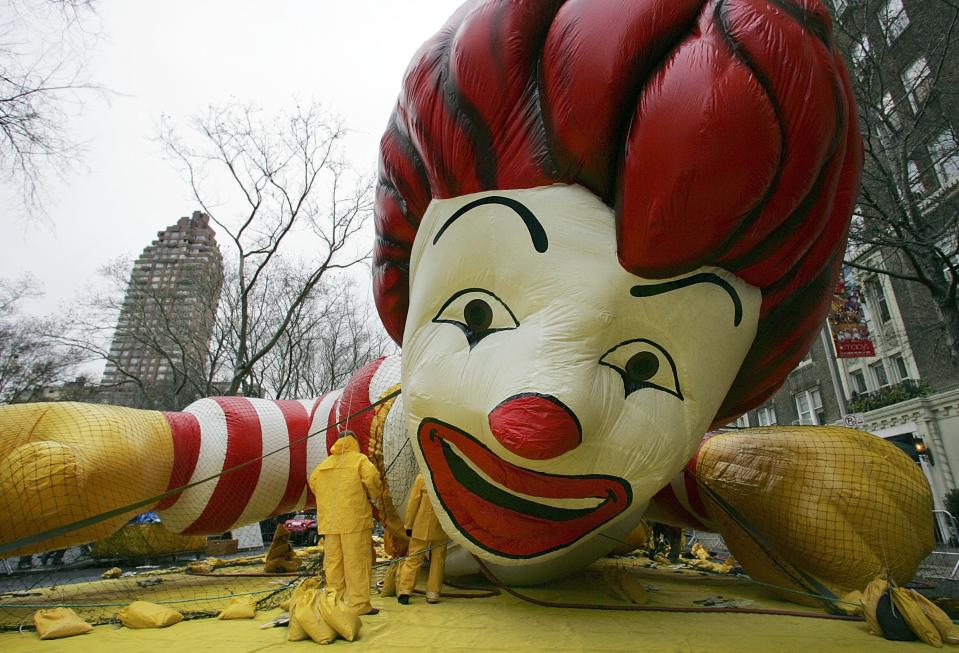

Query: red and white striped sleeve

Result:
[155,393,340,535]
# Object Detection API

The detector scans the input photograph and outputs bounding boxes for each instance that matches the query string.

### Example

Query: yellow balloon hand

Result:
[0,402,174,555]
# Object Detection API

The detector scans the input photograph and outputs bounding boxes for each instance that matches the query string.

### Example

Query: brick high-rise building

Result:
[100,211,223,409]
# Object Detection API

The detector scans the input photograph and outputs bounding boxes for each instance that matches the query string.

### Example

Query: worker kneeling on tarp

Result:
[309,431,382,616]
[397,473,450,605]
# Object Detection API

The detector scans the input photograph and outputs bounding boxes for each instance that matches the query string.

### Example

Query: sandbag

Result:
[892,587,942,647]
[862,578,889,636]
[117,600,183,629]
[101,567,122,579]
[33,608,93,640]
[318,589,361,641]
[912,590,959,645]
[280,576,319,612]
[381,561,398,597]
[187,562,214,574]
[217,595,257,620]
[290,588,337,645]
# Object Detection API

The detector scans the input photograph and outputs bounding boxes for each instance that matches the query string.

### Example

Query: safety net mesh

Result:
[0,358,409,629]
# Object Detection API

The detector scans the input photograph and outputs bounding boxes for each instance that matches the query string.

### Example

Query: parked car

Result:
[283,512,318,546]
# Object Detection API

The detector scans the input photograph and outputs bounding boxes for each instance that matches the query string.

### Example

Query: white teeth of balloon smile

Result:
[444,440,605,511]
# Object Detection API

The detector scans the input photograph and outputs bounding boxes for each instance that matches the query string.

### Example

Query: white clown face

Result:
[402,185,760,576]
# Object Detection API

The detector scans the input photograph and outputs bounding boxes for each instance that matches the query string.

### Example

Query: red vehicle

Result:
[282,512,318,546]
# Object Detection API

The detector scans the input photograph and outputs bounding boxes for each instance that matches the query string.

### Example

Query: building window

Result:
[866,278,892,323]
[901,57,932,113]
[757,406,777,426]
[870,361,890,388]
[928,129,959,188]
[795,388,825,425]
[732,414,750,428]
[907,160,925,197]
[852,35,870,69]
[881,93,901,131]
[851,369,868,394]
[878,0,910,44]
[892,354,909,381]
[936,235,958,274]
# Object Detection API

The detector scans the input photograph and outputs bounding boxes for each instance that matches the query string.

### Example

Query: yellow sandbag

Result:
[892,587,942,647]
[280,577,319,611]
[117,601,183,629]
[290,589,337,645]
[652,554,671,565]
[287,602,307,642]
[101,567,122,579]
[33,608,93,640]
[381,561,398,597]
[187,562,213,574]
[217,595,257,620]
[264,523,302,572]
[862,578,888,636]
[318,589,361,641]
[691,542,710,561]
[911,590,959,645]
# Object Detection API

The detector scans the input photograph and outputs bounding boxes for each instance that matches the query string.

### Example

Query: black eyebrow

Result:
[432,195,548,252]
[630,273,743,327]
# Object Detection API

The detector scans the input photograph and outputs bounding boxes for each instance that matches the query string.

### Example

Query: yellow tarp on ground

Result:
[0,559,925,652]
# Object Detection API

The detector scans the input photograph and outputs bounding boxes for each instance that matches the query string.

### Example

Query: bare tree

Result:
[66,260,388,408]
[0,0,100,214]
[257,278,394,399]
[835,0,959,361]
[0,275,83,403]
[159,102,374,396]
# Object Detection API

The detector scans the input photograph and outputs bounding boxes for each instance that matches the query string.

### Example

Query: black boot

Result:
[397,594,410,605]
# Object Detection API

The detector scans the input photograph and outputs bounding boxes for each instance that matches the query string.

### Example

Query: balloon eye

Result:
[599,338,682,400]
[625,351,659,383]
[433,288,519,349]
[464,299,493,333]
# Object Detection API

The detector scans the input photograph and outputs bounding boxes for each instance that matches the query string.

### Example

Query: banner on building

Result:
[828,268,876,358]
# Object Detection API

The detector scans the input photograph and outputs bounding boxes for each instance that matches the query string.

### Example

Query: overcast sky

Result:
[0,0,460,316]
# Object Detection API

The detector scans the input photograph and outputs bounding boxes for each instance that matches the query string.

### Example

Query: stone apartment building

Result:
[99,211,223,409]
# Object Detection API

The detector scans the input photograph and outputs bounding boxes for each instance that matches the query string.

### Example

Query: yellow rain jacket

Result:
[404,474,448,542]
[309,436,382,534]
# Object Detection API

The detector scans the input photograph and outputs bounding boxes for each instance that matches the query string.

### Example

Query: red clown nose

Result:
[487,394,582,460]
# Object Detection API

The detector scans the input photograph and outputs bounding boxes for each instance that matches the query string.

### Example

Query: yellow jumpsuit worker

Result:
[309,432,382,616]
[397,473,449,604]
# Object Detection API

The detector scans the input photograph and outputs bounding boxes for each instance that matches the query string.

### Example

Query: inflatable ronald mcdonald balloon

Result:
[0,0,934,607]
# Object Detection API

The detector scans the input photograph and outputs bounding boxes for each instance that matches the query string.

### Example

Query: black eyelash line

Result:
[630,273,743,327]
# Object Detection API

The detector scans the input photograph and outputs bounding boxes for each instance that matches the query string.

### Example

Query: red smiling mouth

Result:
[417,418,632,559]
